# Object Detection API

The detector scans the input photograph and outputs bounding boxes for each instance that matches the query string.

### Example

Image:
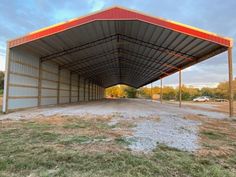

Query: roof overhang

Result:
[8,6,233,88]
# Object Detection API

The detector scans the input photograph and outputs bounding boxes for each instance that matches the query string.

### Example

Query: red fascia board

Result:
[9,7,232,48]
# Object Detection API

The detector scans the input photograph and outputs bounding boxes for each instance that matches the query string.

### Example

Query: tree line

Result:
[105,78,236,100]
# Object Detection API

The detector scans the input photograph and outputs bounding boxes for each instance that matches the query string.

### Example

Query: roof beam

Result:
[41,34,118,61]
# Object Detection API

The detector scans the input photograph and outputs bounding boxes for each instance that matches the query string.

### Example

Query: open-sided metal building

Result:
[2,7,233,116]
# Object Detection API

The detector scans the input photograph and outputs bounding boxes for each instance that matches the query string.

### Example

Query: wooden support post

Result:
[78,75,80,102]
[69,72,72,103]
[228,47,234,117]
[179,70,182,108]
[160,79,163,104]
[38,59,42,106]
[57,67,61,104]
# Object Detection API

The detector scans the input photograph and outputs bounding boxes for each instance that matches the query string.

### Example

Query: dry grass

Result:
[198,119,236,157]
[183,101,236,115]
[0,113,236,176]
[184,114,236,174]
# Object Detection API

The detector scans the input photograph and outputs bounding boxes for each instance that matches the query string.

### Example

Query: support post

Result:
[91,82,93,100]
[95,84,97,100]
[69,72,72,103]
[84,79,86,101]
[228,47,234,117]
[3,43,10,113]
[38,59,42,106]
[78,75,80,102]
[160,79,163,104]
[179,70,182,108]
[88,81,90,101]
[151,83,153,100]
[57,67,61,104]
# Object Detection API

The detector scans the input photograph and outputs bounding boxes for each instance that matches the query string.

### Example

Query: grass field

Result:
[0,114,235,177]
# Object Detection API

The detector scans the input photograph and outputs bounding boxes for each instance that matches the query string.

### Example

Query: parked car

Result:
[193,96,210,102]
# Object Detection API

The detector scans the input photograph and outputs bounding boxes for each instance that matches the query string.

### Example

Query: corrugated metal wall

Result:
[3,48,105,112]
[41,61,58,106]
[7,48,39,110]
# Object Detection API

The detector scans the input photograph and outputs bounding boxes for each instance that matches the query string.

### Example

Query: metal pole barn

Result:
[2,7,233,113]
[179,70,182,108]
[228,47,234,117]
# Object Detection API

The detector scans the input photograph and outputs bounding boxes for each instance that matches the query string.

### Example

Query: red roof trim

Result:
[9,7,232,48]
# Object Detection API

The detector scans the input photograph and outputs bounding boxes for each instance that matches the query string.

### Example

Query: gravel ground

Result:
[0,99,228,152]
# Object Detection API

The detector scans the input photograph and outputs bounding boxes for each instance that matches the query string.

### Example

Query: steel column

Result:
[179,70,182,108]
[3,43,10,113]
[57,67,61,104]
[69,72,72,103]
[160,79,163,104]
[228,47,234,117]
[151,83,153,100]
[84,79,86,101]
[38,59,42,106]
[78,75,80,102]
[88,81,90,101]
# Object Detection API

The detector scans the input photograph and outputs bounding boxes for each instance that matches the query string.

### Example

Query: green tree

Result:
[124,86,137,98]
[0,71,4,90]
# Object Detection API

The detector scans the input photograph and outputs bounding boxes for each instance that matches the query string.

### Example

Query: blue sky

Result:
[0,0,235,88]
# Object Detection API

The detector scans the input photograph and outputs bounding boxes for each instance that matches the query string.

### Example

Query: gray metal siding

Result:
[79,77,84,101]
[59,69,70,104]
[4,48,103,112]
[71,74,78,103]
[7,48,39,110]
[40,61,58,106]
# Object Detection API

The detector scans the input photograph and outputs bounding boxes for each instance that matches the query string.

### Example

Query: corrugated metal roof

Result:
[10,7,231,88]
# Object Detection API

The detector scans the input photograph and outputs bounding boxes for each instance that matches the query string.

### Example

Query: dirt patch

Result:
[182,101,236,115]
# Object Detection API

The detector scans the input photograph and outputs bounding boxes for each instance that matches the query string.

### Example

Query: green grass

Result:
[0,89,3,95]
[114,137,131,146]
[201,130,226,140]
[0,118,235,177]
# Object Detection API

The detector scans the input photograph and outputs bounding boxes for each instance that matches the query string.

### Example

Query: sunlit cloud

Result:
[0,0,235,87]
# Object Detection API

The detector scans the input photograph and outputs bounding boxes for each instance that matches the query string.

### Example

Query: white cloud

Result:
[88,0,106,12]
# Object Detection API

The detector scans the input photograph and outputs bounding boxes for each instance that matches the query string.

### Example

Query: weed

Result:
[115,137,131,146]
[201,130,225,140]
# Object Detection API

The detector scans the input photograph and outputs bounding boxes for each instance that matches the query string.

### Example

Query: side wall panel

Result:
[7,48,39,110]
[3,47,104,112]
[59,69,70,104]
[40,61,59,106]
[71,74,78,103]
[84,80,89,101]
[79,77,85,101]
